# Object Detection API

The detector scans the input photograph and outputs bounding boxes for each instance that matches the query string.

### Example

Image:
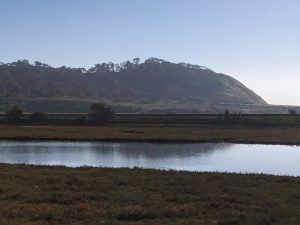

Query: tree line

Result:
[3,102,115,125]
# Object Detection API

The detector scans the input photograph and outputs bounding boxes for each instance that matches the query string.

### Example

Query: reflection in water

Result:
[0,141,299,176]
[90,142,233,159]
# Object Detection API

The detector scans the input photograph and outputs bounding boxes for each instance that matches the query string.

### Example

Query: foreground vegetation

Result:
[0,164,299,225]
[1,125,300,145]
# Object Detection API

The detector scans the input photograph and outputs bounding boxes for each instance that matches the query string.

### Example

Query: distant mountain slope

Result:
[0,58,267,112]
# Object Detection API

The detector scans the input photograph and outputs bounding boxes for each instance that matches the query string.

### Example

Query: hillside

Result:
[0,58,267,113]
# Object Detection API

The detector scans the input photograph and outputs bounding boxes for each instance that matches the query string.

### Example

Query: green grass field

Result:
[0,164,299,225]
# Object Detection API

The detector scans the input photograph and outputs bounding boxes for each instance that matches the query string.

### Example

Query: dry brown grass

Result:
[0,125,300,144]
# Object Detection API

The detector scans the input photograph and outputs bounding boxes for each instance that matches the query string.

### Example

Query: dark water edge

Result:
[1,136,300,146]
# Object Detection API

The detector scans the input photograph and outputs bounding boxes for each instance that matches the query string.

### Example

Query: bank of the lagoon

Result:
[0,164,299,225]
[2,125,300,145]
[1,141,300,176]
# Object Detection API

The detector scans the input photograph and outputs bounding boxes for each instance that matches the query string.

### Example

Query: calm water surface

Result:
[0,141,299,176]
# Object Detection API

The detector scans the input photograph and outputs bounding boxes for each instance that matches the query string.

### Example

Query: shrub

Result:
[288,109,297,115]
[29,112,49,123]
[88,102,115,124]
[73,115,88,125]
[224,110,230,119]
[5,105,23,123]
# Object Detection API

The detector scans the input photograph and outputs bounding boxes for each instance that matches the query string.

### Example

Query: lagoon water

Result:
[0,141,299,176]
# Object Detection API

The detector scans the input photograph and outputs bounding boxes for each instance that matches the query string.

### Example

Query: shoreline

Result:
[1,136,300,146]
[2,163,299,178]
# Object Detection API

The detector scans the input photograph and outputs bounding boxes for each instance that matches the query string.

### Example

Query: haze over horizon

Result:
[1,0,300,105]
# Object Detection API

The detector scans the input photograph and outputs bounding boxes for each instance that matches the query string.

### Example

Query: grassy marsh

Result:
[0,164,299,225]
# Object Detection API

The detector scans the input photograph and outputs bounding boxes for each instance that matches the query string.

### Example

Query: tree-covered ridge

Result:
[0,57,211,73]
[0,58,266,112]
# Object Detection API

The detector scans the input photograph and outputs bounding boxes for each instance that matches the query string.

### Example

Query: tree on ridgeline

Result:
[133,58,140,65]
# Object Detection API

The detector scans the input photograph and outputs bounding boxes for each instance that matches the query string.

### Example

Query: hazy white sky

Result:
[0,0,300,105]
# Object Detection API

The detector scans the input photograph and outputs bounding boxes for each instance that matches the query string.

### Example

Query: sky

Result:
[0,0,300,105]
